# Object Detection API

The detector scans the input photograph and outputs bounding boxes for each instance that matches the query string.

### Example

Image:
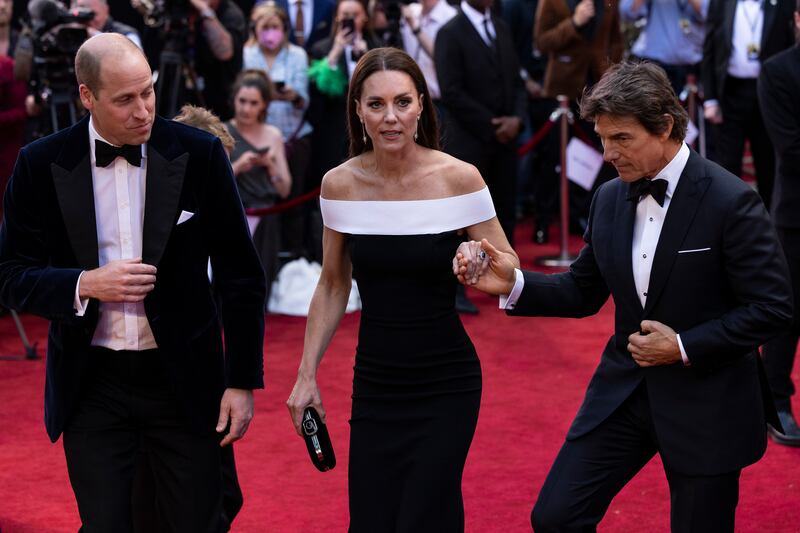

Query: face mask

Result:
[258,28,284,50]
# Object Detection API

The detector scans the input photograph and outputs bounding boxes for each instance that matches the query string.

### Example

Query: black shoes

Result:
[768,410,800,447]
[455,285,479,315]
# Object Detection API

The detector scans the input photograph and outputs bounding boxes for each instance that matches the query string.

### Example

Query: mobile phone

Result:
[274,80,286,92]
[341,17,355,35]
[302,407,336,472]
[254,146,270,155]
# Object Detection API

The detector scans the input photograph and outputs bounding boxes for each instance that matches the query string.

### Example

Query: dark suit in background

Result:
[517,151,791,530]
[274,0,335,51]
[758,42,800,445]
[702,0,795,210]
[0,115,266,530]
[435,8,526,245]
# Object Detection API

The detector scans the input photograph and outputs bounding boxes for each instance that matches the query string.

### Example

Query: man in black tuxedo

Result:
[434,0,526,246]
[457,61,792,531]
[757,3,800,447]
[0,33,266,531]
[702,0,795,210]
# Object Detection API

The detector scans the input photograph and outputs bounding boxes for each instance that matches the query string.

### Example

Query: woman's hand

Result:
[453,240,490,284]
[232,150,261,175]
[457,239,517,296]
[287,375,325,436]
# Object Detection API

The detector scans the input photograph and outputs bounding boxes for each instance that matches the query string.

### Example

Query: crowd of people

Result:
[0,0,799,531]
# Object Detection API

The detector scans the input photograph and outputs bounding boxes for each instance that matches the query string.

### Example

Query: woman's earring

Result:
[361,120,367,144]
[414,115,420,142]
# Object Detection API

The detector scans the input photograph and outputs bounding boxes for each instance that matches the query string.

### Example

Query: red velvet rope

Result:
[517,117,557,157]
[244,187,322,216]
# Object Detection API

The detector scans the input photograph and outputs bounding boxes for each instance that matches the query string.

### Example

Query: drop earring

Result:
[361,120,367,144]
[414,115,420,142]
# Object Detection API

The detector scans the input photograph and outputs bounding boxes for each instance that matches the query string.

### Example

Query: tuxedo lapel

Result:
[141,148,188,267]
[141,117,188,267]
[613,182,641,312]
[51,118,99,270]
[643,151,711,316]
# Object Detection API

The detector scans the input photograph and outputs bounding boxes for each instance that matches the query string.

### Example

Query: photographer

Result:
[397,0,455,114]
[72,0,141,47]
[132,0,247,119]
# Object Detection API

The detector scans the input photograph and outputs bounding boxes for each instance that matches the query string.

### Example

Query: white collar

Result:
[460,0,490,27]
[653,142,690,201]
[88,115,147,164]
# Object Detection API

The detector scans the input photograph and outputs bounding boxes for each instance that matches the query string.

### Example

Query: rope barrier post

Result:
[536,95,578,269]
[0,309,40,361]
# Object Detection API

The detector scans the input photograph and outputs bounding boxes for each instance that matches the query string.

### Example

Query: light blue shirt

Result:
[244,43,313,141]
[619,0,709,66]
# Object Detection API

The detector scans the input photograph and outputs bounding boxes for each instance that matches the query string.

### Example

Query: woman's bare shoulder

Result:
[320,159,362,200]
[428,151,487,196]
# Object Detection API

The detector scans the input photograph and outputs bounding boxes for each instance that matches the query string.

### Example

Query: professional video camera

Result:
[14,0,94,137]
[135,0,203,117]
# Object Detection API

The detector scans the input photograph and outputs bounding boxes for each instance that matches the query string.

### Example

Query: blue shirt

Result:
[244,43,313,141]
[620,0,709,66]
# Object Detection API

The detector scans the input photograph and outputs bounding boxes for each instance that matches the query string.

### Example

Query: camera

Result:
[14,0,94,137]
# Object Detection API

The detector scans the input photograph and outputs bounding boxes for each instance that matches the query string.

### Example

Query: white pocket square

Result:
[177,210,195,225]
[678,247,711,254]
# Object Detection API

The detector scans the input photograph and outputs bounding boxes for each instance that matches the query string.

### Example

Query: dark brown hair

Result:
[346,47,440,156]
[230,69,273,122]
[579,60,688,142]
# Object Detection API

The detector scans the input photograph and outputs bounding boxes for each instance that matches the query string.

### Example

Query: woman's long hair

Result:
[346,47,440,157]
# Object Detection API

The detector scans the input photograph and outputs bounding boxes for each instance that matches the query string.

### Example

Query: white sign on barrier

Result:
[685,120,699,145]
[566,137,604,191]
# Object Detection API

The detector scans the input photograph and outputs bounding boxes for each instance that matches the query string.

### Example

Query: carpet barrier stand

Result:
[0,309,40,361]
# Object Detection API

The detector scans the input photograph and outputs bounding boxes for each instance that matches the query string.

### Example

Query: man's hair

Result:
[174,105,235,153]
[579,60,688,143]
[74,34,142,95]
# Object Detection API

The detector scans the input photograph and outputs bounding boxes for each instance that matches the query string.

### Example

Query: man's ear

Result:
[661,114,675,141]
[78,84,94,112]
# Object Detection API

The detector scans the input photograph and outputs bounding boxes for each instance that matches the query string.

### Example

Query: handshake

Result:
[451,238,517,296]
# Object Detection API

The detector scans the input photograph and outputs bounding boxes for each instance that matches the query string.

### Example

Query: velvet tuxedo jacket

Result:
[434,10,527,159]
[0,115,266,442]
[702,0,795,103]
[509,151,792,475]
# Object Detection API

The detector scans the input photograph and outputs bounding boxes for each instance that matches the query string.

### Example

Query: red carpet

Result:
[1,222,798,532]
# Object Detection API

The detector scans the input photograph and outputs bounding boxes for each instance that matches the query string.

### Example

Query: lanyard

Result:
[740,0,763,42]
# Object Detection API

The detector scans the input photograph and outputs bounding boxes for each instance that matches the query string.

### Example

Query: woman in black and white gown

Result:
[286,47,519,533]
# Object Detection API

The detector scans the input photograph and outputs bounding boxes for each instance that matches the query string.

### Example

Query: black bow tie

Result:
[627,178,668,207]
[95,140,142,167]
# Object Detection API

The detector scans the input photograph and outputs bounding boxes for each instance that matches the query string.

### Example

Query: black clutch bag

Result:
[302,407,336,472]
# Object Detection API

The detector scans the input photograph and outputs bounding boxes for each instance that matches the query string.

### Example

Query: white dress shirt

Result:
[460,0,495,46]
[289,0,313,42]
[502,143,693,364]
[727,0,764,78]
[399,0,457,100]
[73,117,157,351]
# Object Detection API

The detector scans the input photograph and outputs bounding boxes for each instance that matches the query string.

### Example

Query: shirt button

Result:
[642,253,647,258]
[643,291,648,297]
[649,217,654,222]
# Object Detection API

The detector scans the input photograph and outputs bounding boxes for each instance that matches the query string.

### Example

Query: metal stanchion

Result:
[680,73,706,157]
[536,95,578,268]
[0,309,40,361]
